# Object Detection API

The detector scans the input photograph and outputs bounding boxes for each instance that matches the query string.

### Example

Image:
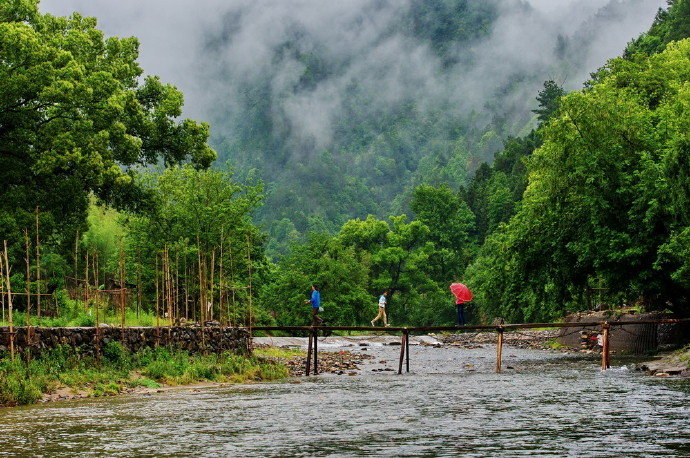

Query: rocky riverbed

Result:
[434,329,560,349]
[263,349,373,376]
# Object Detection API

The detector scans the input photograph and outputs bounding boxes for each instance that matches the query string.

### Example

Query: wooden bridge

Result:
[252,318,690,376]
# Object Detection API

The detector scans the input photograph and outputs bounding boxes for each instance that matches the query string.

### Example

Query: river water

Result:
[1,339,689,456]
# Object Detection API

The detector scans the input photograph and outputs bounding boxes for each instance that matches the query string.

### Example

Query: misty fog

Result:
[40,0,660,155]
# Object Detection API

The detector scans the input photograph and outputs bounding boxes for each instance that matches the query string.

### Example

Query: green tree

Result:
[125,166,265,323]
[0,1,214,271]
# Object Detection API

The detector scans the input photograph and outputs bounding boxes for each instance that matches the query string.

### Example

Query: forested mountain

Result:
[190,0,659,253]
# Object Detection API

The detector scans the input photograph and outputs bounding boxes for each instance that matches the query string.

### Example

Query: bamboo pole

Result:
[246,235,253,330]
[184,254,189,320]
[219,227,224,325]
[84,248,90,307]
[35,207,41,319]
[601,323,610,370]
[164,246,169,328]
[175,251,179,324]
[496,328,504,373]
[0,250,5,323]
[136,246,142,319]
[24,228,31,326]
[210,248,215,322]
[198,239,206,350]
[119,246,126,330]
[73,230,79,292]
[155,253,160,346]
[229,247,235,327]
[93,252,98,320]
[3,241,15,359]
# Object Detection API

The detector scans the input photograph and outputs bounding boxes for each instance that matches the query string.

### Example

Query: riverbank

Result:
[637,345,690,377]
[0,343,287,407]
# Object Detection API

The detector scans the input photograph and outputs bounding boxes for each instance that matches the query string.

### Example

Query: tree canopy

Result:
[0,0,215,258]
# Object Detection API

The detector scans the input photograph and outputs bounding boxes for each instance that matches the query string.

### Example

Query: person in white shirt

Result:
[370,290,390,327]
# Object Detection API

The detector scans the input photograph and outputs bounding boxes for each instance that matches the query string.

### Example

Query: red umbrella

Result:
[450,283,473,303]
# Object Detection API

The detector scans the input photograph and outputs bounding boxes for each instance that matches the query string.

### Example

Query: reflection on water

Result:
[1,343,688,456]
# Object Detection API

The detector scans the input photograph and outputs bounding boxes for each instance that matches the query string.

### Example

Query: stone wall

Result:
[0,326,251,356]
[556,311,688,354]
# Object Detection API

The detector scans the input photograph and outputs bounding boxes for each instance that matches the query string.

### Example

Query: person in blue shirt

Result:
[305,283,323,325]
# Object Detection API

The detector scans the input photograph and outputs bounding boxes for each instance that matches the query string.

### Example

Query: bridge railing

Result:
[251,318,690,375]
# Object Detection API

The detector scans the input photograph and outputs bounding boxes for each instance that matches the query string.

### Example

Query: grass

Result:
[1,309,172,328]
[676,344,690,368]
[254,347,305,359]
[544,339,565,350]
[0,343,288,407]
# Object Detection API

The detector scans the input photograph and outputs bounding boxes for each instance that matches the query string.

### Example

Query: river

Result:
[1,338,689,456]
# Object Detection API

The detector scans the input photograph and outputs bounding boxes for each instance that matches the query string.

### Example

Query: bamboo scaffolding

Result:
[219,228,224,325]
[136,246,142,319]
[35,207,41,319]
[184,255,189,320]
[3,240,15,359]
[155,254,160,346]
[24,228,31,326]
[229,246,235,327]
[0,250,5,323]
[84,249,90,306]
[73,230,79,291]
[119,246,126,331]
[246,235,253,331]
[198,241,206,350]
[175,251,179,324]
[210,248,215,322]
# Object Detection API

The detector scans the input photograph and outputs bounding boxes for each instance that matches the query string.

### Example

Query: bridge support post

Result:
[398,332,407,374]
[313,328,318,375]
[601,322,610,370]
[405,330,409,373]
[496,327,504,373]
[306,330,312,376]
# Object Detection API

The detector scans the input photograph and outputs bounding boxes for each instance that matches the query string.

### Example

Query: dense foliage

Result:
[0,0,214,293]
[467,37,690,321]
[3,0,690,330]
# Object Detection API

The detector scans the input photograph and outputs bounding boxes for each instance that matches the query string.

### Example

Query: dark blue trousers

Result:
[456,303,465,326]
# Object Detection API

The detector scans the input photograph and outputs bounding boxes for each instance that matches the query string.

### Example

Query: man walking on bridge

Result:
[371,290,390,327]
[305,283,323,326]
